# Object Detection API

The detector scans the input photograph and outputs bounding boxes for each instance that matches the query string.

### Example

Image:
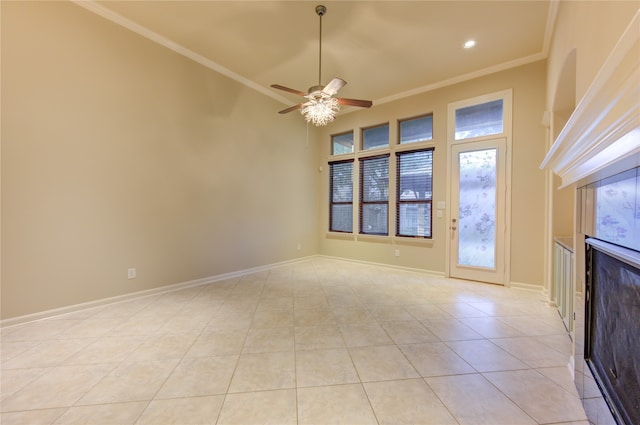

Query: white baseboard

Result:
[1,255,541,328]
[509,280,545,292]
[1,255,315,329]
[316,255,446,278]
[541,288,557,307]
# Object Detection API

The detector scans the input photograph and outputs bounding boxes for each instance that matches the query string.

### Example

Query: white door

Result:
[449,138,507,284]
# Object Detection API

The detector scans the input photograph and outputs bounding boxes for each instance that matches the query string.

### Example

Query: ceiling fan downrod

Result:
[316,5,326,88]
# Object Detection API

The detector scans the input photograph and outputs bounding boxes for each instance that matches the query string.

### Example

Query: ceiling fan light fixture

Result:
[301,94,340,126]
[270,5,371,124]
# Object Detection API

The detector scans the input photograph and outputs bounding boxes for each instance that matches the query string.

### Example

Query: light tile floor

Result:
[1,258,589,424]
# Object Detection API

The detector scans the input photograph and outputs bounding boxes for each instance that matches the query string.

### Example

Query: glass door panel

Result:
[450,138,506,284]
[457,148,497,269]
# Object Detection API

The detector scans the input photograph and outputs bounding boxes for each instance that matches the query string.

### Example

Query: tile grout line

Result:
[214,277,263,425]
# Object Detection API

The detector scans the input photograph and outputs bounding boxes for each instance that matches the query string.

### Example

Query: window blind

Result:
[396,149,434,238]
[329,160,354,232]
[359,155,389,235]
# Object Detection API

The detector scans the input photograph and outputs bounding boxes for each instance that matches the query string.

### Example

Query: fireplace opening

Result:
[585,239,640,425]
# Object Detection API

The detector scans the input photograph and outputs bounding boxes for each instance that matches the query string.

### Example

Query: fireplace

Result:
[585,238,640,425]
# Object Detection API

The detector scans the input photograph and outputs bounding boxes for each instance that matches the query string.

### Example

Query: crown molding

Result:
[374,52,546,107]
[71,0,294,107]
[73,0,557,113]
[542,0,560,57]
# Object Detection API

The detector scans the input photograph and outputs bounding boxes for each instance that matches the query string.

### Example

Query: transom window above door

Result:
[454,99,504,140]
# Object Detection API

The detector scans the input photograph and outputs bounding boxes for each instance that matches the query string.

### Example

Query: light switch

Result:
[437,201,446,210]
[437,210,443,218]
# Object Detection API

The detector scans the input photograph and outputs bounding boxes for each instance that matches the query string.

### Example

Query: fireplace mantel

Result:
[540,11,640,188]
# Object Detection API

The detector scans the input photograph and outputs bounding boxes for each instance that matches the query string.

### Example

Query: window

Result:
[332,131,354,155]
[455,99,503,140]
[360,155,389,235]
[399,114,433,144]
[362,123,389,151]
[396,149,433,238]
[328,112,435,239]
[329,160,354,232]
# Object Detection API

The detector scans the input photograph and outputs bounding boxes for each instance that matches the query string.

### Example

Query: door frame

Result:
[449,138,508,284]
[445,90,512,285]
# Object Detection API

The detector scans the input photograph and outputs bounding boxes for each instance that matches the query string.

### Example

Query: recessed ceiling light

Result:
[464,40,476,49]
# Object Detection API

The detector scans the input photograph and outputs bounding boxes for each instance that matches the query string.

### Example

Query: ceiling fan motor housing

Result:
[308,85,325,94]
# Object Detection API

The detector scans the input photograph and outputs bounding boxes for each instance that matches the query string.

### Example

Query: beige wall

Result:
[547,0,640,111]
[1,2,319,319]
[317,61,548,287]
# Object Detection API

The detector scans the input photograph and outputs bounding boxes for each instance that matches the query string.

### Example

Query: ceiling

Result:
[79,1,554,109]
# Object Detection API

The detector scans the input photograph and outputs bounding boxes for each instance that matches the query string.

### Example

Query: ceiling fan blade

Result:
[322,78,347,95]
[271,84,307,97]
[338,98,373,108]
[278,104,303,114]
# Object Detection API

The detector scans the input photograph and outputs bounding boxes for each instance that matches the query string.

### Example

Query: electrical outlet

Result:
[297,243,301,251]
[395,249,400,257]
[127,268,136,279]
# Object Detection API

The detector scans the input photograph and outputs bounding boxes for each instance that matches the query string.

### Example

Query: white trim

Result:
[0,254,446,328]
[0,256,314,329]
[540,10,640,187]
[373,0,558,109]
[1,253,546,329]
[375,54,545,107]
[316,255,446,278]
[542,1,560,57]
[70,0,294,107]
[71,1,553,111]
[509,281,544,292]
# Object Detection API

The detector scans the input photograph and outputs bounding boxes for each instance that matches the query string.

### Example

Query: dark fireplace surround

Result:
[585,238,640,425]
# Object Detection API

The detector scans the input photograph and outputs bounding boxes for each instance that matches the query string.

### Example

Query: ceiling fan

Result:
[271,4,372,126]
